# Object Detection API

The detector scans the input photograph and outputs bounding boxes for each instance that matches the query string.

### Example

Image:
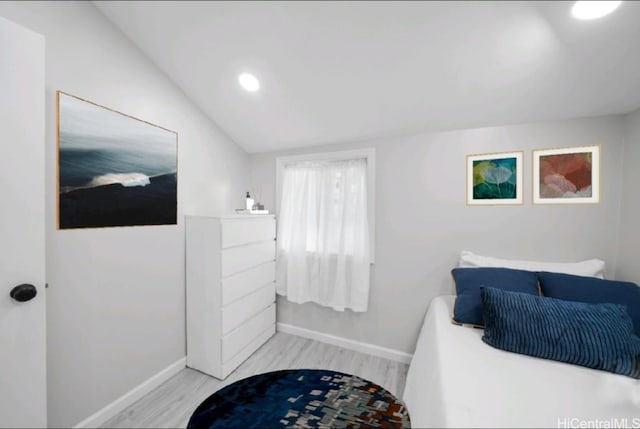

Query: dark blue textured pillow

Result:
[481,287,640,379]
[538,271,640,337]
[452,267,539,326]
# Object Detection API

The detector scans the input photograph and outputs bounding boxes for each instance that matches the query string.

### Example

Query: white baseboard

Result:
[73,357,186,429]
[277,323,413,364]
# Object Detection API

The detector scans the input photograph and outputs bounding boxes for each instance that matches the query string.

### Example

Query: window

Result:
[275,149,375,312]
[276,149,376,259]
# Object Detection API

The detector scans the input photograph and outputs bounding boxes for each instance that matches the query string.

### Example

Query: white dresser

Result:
[185,215,276,379]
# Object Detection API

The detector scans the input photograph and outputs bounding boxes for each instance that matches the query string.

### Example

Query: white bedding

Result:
[403,295,640,428]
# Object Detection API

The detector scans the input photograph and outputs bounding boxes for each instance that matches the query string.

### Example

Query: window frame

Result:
[276,148,376,263]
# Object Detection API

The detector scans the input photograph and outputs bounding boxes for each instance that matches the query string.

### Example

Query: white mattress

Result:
[403,295,640,428]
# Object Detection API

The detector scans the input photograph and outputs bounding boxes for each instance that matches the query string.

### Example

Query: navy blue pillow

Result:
[481,287,640,379]
[537,271,640,337]
[451,267,539,326]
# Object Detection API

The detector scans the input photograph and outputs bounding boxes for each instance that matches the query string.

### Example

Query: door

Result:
[0,15,46,428]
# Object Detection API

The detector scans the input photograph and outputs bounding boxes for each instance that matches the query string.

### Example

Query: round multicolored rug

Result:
[187,369,410,428]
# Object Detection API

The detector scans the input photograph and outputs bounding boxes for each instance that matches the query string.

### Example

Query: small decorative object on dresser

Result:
[245,192,254,210]
[186,215,276,379]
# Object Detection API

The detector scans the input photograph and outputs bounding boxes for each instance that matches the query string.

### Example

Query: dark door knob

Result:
[10,284,37,302]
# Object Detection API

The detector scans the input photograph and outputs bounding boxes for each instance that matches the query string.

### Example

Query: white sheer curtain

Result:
[276,158,370,312]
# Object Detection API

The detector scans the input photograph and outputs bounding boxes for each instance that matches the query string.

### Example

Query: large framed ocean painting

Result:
[533,145,600,204]
[57,92,178,229]
[467,151,523,205]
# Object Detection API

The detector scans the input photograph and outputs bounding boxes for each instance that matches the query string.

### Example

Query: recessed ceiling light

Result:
[238,73,260,92]
[572,1,622,20]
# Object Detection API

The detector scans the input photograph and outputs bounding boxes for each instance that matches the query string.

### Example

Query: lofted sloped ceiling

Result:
[94,1,640,153]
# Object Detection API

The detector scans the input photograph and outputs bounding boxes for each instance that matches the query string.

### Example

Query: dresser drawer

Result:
[220,325,275,379]
[221,218,275,249]
[221,261,275,306]
[221,304,275,363]
[221,241,275,277]
[221,282,275,334]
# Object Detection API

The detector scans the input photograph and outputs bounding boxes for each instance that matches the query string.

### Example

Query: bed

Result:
[403,295,640,428]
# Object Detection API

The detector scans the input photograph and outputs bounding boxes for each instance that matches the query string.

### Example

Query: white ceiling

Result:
[94,1,640,153]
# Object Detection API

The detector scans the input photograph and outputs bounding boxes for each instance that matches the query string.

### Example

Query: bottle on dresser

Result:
[245,192,254,211]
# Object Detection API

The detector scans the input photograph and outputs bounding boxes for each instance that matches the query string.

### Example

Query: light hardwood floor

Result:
[101,332,409,428]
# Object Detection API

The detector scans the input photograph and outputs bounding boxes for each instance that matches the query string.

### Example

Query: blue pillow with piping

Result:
[537,271,640,337]
[481,287,640,379]
[451,267,539,326]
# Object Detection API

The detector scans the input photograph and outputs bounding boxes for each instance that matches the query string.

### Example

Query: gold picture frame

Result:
[532,145,600,204]
[56,91,178,229]
[466,151,523,206]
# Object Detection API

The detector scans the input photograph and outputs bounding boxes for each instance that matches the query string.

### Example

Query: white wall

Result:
[250,115,626,354]
[616,108,640,283]
[0,2,249,427]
